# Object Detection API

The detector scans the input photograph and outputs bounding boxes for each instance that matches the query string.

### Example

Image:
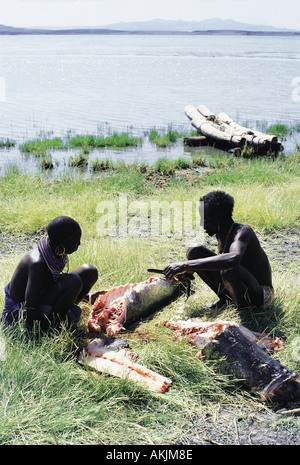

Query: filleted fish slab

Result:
[88,276,183,336]
[78,337,172,392]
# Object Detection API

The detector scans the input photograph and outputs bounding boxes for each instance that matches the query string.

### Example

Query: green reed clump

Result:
[20,137,66,156]
[191,154,206,167]
[149,127,183,147]
[267,124,288,138]
[68,152,88,168]
[152,158,175,175]
[152,157,191,174]
[0,139,16,148]
[39,154,54,170]
[68,133,142,149]
[91,158,114,171]
[102,132,142,147]
[67,134,96,149]
[173,157,191,170]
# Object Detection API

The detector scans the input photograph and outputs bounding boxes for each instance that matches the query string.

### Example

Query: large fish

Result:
[88,276,185,336]
[78,337,172,392]
[158,318,299,402]
[203,326,300,402]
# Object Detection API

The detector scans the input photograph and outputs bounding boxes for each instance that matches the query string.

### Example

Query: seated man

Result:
[163,191,274,310]
[1,216,98,331]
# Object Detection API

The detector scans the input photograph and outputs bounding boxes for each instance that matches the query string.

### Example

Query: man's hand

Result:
[163,262,187,280]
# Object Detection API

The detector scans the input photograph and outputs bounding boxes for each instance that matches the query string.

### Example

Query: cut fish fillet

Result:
[78,338,172,393]
[156,318,284,356]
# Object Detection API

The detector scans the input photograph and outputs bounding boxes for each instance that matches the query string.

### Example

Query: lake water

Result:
[0,33,299,173]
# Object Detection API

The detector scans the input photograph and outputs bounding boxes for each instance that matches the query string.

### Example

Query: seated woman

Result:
[1,216,98,331]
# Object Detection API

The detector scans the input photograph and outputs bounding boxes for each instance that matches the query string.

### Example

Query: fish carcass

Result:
[157,318,284,354]
[157,318,300,402]
[78,338,172,393]
[88,276,184,336]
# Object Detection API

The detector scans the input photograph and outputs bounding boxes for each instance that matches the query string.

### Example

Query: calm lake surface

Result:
[0,34,299,172]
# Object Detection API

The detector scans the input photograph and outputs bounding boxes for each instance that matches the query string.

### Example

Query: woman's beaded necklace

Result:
[37,236,69,280]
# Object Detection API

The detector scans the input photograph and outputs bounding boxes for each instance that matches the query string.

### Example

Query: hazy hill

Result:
[0,18,298,35]
[102,18,296,32]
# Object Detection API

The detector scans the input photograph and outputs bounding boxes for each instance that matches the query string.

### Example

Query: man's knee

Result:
[186,243,211,260]
[220,267,238,283]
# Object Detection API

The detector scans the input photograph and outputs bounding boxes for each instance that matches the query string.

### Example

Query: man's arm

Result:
[163,227,251,279]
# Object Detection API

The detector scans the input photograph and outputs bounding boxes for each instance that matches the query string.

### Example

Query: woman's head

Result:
[47,216,82,254]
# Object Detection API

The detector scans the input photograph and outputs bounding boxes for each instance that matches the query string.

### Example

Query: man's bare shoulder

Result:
[232,224,261,249]
[234,224,264,252]
[234,223,255,239]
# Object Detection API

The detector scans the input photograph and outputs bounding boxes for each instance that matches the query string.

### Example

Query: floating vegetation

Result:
[68,152,89,168]
[91,158,114,171]
[0,139,16,148]
[266,124,289,139]
[39,154,54,170]
[19,132,142,158]
[20,137,65,154]
[149,127,183,147]
[68,133,142,149]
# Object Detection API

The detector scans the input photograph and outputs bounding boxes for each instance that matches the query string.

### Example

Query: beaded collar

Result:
[37,236,69,280]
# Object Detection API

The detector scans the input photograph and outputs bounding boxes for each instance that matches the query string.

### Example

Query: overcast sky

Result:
[0,0,299,29]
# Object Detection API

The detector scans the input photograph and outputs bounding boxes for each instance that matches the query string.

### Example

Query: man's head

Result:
[199,191,234,236]
[47,216,82,254]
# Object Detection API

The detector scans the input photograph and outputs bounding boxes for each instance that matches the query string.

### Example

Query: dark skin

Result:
[8,230,98,330]
[163,209,272,310]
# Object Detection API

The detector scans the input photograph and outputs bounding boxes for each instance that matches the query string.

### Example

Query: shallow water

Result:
[0,33,299,174]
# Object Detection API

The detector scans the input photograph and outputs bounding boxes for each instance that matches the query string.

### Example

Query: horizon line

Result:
[1,17,299,32]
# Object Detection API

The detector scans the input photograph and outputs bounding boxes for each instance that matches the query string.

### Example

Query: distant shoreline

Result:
[0,27,299,36]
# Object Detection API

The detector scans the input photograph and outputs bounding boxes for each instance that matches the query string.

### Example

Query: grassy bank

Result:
[1,152,299,235]
[0,153,299,445]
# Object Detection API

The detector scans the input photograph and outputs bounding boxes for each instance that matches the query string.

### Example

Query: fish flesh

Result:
[157,318,299,402]
[88,276,183,336]
[78,338,172,393]
[88,276,182,335]
[156,318,284,355]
